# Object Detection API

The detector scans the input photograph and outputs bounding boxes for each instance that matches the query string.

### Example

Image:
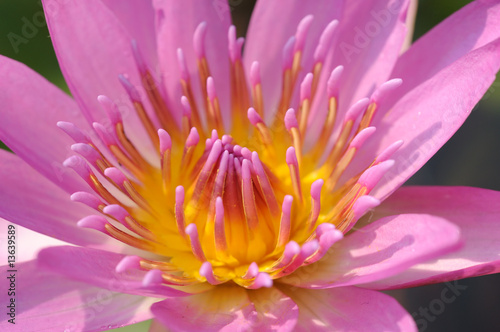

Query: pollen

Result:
[62,17,402,291]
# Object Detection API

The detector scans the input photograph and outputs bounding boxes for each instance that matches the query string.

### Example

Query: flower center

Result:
[60,17,402,290]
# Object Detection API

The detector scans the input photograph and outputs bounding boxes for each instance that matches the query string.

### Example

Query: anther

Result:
[308,179,324,230]
[142,269,164,287]
[70,191,106,211]
[286,147,303,203]
[250,61,264,117]
[200,262,226,285]
[116,255,142,273]
[276,195,293,250]
[185,223,207,262]
[175,186,187,239]
[241,159,259,230]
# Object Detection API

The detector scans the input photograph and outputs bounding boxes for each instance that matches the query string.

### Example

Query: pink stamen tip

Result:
[284,108,298,130]
[240,147,252,160]
[237,38,244,51]
[247,107,263,126]
[312,229,343,262]
[310,179,324,201]
[371,78,403,104]
[248,272,273,289]
[206,140,223,167]
[243,262,259,279]
[314,20,339,63]
[316,223,336,238]
[175,186,185,205]
[231,155,241,177]
[327,65,344,98]
[286,147,298,166]
[205,138,214,151]
[350,127,376,150]
[352,195,381,219]
[71,191,104,210]
[294,15,314,53]
[57,121,90,143]
[282,241,300,265]
[185,223,207,262]
[176,48,189,81]
[200,262,222,285]
[103,204,129,222]
[180,96,191,118]
[358,160,395,191]
[211,129,219,141]
[77,215,107,232]
[207,77,217,101]
[283,240,319,274]
[321,228,343,244]
[193,21,207,59]
[131,39,147,74]
[98,95,122,125]
[215,196,224,214]
[300,73,313,101]
[282,195,294,214]
[93,122,115,146]
[233,145,242,157]
[116,255,141,273]
[221,135,233,145]
[186,127,200,148]
[302,239,320,257]
[71,143,100,164]
[376,140,404,163]
[158,129,172,153]
[63,156,91,180]
[345,98,370,123]
[250,61,261,86]
[250,152,261,169]
[118,74,141,102]
[142,269,163,287]
[241,159,252,180]
[282,36,296,70]
[228,25,242,63]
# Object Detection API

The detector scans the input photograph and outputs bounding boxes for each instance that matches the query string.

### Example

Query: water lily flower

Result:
[1,0,500,331]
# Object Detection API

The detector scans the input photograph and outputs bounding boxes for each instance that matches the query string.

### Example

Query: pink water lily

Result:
[1,0,500,331]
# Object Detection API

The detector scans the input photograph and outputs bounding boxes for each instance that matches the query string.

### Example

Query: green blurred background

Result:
[0,1,499,331]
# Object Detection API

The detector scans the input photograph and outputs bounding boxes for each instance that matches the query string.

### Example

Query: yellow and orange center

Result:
[62,18,400,290]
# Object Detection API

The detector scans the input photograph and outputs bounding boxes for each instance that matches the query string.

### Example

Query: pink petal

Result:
[0,218,69,264]
[0,260,156,331]
[392,0,500,99]
[101,0,158,71]
[151,286,298,331]
[0,55,89,193]
[361,186,500,290]
[281,213,462,288]
[247,287,299,331]
[0,150,112,249]
[317,0,409,116]
[243,0,343,118]
[37,246,191,298]
[280,285,416,331]
[308,0,410,145]
[352,37,500,199]
[154,0,231,127]
[42,0,156,157]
